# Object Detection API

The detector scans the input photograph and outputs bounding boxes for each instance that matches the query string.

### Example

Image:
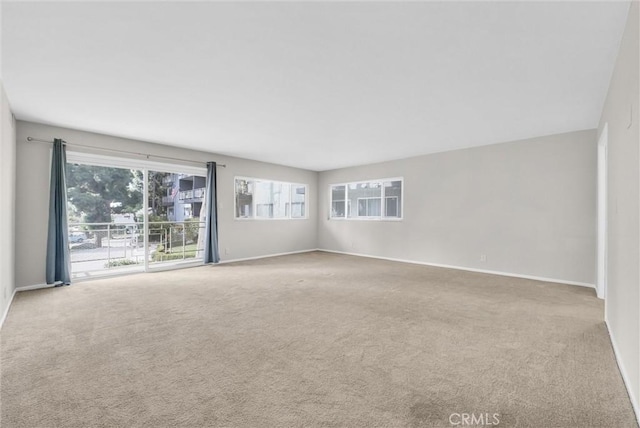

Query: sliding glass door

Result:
[147,171,206,267]
[66,152,207,279]
[66,163,145,278]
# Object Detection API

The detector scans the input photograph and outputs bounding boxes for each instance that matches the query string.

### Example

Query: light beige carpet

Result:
[1,252,637,427]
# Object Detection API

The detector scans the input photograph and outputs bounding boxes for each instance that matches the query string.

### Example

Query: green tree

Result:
[66,164,143,225]
[130,170,173,218]
[147,171,172,218]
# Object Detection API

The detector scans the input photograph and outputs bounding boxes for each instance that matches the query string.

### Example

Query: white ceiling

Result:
[2,1,630,171]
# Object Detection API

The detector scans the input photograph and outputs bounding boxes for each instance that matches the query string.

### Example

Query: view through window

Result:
[67,160,207,278]
[235,177,307,219]
[148,171,206,265]
[330,178,403,220]
[67,164,144,277]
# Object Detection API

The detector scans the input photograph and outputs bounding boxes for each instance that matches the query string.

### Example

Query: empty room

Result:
[1,1,639,427]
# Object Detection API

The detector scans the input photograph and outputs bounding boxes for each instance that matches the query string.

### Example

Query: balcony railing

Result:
[179,190,193,200]
[148,221,205,264]
[69,221,205,278]
[178,188,205,201]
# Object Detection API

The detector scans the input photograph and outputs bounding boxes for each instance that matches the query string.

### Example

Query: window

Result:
[291,185,306,218]
[65,151,208,279]
[383,180,402,217]
[255,181,289,219]
[235,177,308,220]
[385,196,399,217]
[235,179,254,218]
[357,197,381,217]
[331,185,346,218]
[330,178,403,220]
[348,182,381,218]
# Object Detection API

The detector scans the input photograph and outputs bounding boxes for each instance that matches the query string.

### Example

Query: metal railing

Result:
[147,221,205,264]
[69,220,205,277]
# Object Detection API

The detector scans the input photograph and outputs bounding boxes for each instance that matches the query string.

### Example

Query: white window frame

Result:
[331,198,347,218]
[385,196,399,218]
[356,197,382,218]
[329,177,404,221]
[234,176,309,221]
[290,201,305,218]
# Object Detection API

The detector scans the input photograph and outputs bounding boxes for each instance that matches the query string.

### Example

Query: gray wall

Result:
[599,1,639,413]
[15,121,318,288]
[0,82,16,323]
[318,130,597,285]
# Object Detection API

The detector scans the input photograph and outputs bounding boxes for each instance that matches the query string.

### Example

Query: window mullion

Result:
[345,185,349,218]
[143,168,149,272]
[381,181,386,219]
[252,181,257,219]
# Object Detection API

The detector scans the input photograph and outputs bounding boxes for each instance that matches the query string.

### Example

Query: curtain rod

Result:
[26,137,226,168]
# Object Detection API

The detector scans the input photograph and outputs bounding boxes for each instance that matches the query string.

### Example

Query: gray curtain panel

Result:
[46,139,71,285]
[204,161,220,263]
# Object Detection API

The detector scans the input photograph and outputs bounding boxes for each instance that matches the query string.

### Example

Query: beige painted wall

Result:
[318,130,597,285]
[598,0,640,414]
[0,82,17,322]
[15,121,318,288]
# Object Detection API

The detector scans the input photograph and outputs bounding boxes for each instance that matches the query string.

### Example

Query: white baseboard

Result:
[317,249,595,288]
[605,319,640,424]
[15,283,53,292]
[14,251,318,290]
[219,249,318,264]
[144,261,203,274]
[0,287,17,330]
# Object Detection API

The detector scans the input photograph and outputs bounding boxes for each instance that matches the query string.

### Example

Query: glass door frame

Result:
[66,150,208,277]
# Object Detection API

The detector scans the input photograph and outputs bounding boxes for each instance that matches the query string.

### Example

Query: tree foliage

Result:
[147,171,172,218]
[129,170,173,218]
[66,164,143,225]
